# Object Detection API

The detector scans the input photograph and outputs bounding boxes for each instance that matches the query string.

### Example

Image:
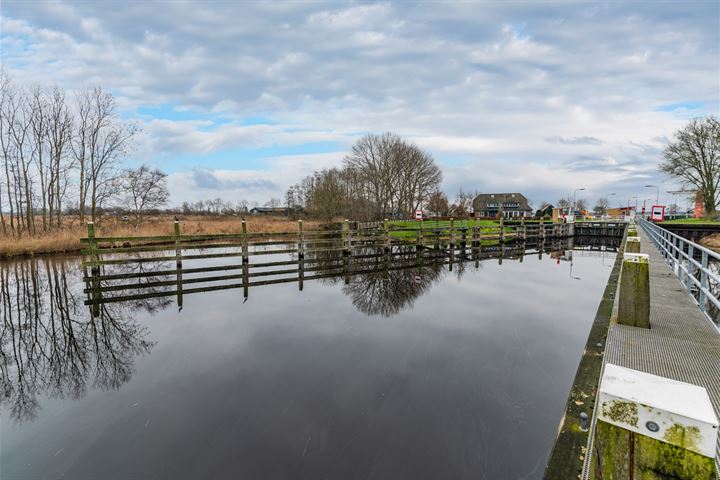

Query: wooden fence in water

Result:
[81,218,578,266]
[80,219,624,314]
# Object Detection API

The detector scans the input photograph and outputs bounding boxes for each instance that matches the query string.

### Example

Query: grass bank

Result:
[388,219,506,238]
[662,217,720,225]
[0,216,319,259]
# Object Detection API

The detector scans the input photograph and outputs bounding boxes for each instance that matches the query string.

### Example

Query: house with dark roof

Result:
[472,193,532,219]
[249,207,292,216]
[536,203,554,218]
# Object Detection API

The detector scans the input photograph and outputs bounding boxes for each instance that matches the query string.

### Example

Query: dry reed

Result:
[0,215,321,258]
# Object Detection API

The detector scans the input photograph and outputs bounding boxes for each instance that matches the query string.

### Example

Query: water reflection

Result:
[1,238,618,424]
[1,258,156,422]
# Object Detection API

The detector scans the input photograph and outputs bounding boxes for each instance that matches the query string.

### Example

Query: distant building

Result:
[607,206,635,217]
[250,207,292,216]
[472,193,532,218]
[536,203,554,217]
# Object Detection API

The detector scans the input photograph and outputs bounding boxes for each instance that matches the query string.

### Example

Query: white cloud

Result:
[1,0,718,207]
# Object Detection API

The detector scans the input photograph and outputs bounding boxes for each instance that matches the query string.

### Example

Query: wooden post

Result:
[626,237,641,253]
[174,220,182,268]
[418,218,424,250]
[540,218,545,241]
[449,217,455,247]
[591,364,717,479]
[298,220,304,259]
[521,216,526,241]
[241,220,248,262]
[87,222,99,272]
[174,220,183,309]
[499,216,505,243]
[241,220,249,300]
[343,219,350,255]
[618,253,650,328]
[383,218,390,252]
[299,256,304,291]
[343,252,350,285]
[87,222,101,317]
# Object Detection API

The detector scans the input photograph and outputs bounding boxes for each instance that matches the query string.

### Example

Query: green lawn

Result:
[389,219,500,229]
[661,218,719,225]
[387,219,510,238]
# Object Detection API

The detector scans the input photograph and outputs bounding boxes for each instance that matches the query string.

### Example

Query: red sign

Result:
[650,205,665,222]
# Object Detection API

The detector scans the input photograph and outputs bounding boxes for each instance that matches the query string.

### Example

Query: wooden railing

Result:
[81,218,576,268]
[79,218,625,316]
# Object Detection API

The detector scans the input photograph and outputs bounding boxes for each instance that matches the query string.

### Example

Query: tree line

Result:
[286,133,442,221]
[0,76,152,234]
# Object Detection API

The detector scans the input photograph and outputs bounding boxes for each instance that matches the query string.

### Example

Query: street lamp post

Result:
[628,196,638,215]
[607,192,617,209]
[573,188,585,220]
[645,184,659,205]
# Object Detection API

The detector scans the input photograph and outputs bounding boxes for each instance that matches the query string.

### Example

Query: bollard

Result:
[626,236,641,253]
[174,220,182,268]
[618,253,650,328]
[298,219,304,259]
[343,219,350,254]
[590,364,718,479]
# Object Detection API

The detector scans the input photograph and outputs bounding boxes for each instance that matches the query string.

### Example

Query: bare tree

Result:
[266,197,281,209]
[661,116,720,216]
[45,86,74,228]
[74,86,138,222]
[342,132,441,219]
[120,165,169,227]
[3,83,35,233]
[426,189,449,217]
[28,87,49,231]
[594,197,609,215]
[0,74,10,234]
[450,188,474,216]
[304,168,345,221]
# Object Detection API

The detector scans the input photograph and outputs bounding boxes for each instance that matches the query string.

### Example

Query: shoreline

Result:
[0,216,318,260]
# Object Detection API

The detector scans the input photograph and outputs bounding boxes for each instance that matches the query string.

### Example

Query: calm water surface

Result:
[1,243,616,479]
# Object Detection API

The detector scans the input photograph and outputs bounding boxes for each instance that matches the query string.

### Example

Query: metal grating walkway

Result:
[604,226,720,463]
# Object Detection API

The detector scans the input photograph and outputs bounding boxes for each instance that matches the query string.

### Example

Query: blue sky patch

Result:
[655,100,706,112]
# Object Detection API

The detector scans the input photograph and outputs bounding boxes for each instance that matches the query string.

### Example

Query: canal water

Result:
[1,243,617,479]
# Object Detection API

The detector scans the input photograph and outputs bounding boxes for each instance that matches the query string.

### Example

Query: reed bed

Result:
[0,216,319,258]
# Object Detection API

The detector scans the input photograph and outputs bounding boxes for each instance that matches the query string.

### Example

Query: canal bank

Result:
[544,226,627,478]
[546,221,720,478]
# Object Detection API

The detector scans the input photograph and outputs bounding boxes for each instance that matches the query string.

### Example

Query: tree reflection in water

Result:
[307,246,465,317]
[0,258,157,422]
[1,238,621,421]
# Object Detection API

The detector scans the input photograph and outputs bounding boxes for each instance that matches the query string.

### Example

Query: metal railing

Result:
[639,219,720,326]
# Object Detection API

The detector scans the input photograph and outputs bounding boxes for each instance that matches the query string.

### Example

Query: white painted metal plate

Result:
[623,252,648,263]
[598,363,718,457]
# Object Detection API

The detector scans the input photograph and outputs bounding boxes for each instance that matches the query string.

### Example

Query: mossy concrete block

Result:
[590,420,717,479]
[626,237,641,253]
[590,364,718,479]
[627,229,638,237]
[618,253,650,328]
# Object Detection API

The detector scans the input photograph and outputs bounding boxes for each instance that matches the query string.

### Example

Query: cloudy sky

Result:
[2,1,718,209]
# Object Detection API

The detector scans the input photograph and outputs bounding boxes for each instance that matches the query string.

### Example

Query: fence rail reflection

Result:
[83,236,621,311]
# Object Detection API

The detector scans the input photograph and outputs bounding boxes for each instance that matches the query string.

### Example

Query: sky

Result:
[1,1,719,210]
